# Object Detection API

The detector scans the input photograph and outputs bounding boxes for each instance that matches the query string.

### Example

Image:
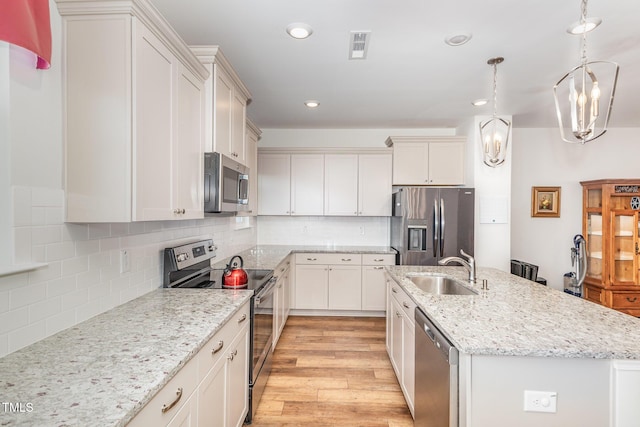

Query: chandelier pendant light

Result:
[553,0,619,144]
[479,57,511,167]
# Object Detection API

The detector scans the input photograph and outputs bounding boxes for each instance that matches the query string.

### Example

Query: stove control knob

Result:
[176,253,189,262]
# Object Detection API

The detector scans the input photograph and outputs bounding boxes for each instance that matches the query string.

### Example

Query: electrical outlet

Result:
[119,249,131,274]
[524,390,557,413]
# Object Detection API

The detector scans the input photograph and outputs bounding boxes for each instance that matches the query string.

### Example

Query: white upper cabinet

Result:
[291,154,324,216]
[192,46,251,165]
[58,0,208,222]
[386,136,466,186]
[358,154,392,216]
[258,153,291,215]
[324,154,359,216]
[241,119,261,217]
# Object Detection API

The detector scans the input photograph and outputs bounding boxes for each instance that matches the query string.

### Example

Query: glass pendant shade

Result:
[479,57,511,167]
[479,116,510,167]
[553,60,619,144]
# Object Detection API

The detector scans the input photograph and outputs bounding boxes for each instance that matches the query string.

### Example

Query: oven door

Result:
[252,277,276,384]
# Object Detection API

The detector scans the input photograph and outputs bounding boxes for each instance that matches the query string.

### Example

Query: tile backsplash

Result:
[257,215,389,246]
[0,186,256,357]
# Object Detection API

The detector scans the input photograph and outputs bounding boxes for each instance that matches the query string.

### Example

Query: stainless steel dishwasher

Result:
[414,307,459,427]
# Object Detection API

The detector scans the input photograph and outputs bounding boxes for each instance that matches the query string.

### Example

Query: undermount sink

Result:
[408,275,478,295]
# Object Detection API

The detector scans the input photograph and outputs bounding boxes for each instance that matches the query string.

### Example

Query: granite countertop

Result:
[211,244,396,271]
[0,289,252,427]
[386,265,640,360]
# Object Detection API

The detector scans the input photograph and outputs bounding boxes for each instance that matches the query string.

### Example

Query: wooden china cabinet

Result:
[581,179,640,316]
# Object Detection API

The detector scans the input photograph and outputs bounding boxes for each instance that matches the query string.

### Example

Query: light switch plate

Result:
[524,390,557,413]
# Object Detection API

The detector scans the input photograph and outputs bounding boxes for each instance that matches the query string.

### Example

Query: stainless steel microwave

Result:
[204,152,249,213]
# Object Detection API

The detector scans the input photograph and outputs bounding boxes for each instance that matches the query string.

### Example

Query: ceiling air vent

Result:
[349,31,370,60]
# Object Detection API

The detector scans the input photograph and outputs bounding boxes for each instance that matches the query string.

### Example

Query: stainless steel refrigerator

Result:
[390,187,474,265]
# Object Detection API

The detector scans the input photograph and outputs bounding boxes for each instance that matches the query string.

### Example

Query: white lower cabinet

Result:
[362,254,395,311]
[295,264,329,310]
[274,257,291,348]
[328,265,362,310]
[386,277,416,417]
[128,302,250,427]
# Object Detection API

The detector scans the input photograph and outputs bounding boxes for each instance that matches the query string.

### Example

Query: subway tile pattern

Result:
[0,289,252,427]
[387,265,640,359]
[1,186,256,357]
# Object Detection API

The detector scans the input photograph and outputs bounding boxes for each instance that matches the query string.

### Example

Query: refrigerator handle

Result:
[440,197,445,257]
[433,198,438,257]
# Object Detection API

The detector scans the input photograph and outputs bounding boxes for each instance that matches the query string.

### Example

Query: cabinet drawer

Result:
[390,283,416,321]
[275,256,292,276]
[127,355,198,427]
[583,284,604,305]
[296,253,362,265]
[362,254,395,265]
[198,303,250,379]
[612,292,640,309]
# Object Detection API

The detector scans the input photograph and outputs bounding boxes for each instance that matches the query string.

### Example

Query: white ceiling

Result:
[150,0,640,130]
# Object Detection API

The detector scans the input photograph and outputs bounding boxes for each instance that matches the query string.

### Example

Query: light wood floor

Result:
[252,316,414,427]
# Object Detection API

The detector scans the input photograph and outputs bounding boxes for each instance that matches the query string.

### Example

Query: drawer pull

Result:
[403,301,410,309]
[238,314,247,324]
[341,258,352,262]
[161,388,183,414]
[396,311,402,318]
[374,258,384,262]
[228,349,238,361]
[392,287,398,293]
[211,340,224,355]
[374,266,384,270]
[307,258,317,261]
[627,297,638,303]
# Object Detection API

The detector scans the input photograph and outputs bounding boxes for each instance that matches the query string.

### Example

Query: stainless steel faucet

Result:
[439,249,477,284]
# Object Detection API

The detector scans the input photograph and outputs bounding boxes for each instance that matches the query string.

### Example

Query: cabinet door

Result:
[610,212,639,286]
[362,265,387,310]
[175,63,204,219]
[358,154,392,216]
[133,20,175,221]
[214,65,233,159]
[402,315,415,415]
[295,265,328,309]
[198,353,227,426]
[389,298,403,377]
[428,142,465,185]
[231,92,246,163]
[273,274,285,347]
[258,154,291,215]
[324,154,358,216]
[227,326,250,427]
[166,392,197,427]
[328,265,362,310]
[291,154,324,215]
[392,142,429,185]
[243,127,259,216]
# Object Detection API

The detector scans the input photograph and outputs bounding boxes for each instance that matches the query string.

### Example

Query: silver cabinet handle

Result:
[403,302,410,309]
[395,311,402,318]
[228,349,238,361]
[307,258,317,261]
[161,388,183,413]
[238,314,247,324]
[374,258,384,262]
[374,266,384,270]
[211,340,224,355]
[392,288,398,294]
[341,258,352,261]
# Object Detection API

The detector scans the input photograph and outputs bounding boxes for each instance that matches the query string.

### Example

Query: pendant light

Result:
[479,57,510,167]
[553,0,619,144]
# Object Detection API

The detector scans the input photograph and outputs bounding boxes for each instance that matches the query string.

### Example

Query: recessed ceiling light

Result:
[567,17,602,35]
[444,33,472,47]
[304,100,320,108]
[286,23,313,39]
[472,99,489,107]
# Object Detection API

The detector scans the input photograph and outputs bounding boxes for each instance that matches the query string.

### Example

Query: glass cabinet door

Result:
[586,213,603,280]
[610,211,638,286]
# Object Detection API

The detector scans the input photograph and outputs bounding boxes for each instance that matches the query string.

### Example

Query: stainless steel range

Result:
[163,240,275,424]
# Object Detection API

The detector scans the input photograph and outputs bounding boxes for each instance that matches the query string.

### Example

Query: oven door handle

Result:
[255,277,277,304]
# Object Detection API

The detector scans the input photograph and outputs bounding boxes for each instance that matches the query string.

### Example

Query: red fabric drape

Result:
[0,0,52,69]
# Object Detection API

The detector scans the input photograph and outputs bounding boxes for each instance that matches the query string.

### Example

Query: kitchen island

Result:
[386,265,640,427]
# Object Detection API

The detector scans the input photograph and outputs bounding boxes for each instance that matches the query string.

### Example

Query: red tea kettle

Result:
[222,255,248,288]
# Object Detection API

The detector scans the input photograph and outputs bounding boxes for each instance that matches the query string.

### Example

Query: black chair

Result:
[511,259,546,285]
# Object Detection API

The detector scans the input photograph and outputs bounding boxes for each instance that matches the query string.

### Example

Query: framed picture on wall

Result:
[531,186,561,217]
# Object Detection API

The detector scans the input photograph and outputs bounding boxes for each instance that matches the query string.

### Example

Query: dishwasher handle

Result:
[415,307,458,365]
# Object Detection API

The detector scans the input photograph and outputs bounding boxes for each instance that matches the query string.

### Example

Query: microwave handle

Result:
[238,174,249,204]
